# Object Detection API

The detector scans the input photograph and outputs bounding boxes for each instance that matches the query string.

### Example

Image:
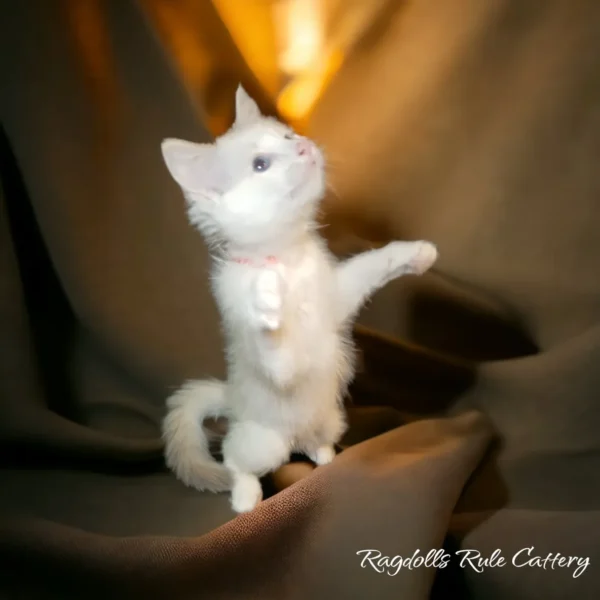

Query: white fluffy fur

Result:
[160,85,438,513]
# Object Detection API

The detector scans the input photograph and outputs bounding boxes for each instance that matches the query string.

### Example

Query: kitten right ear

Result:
[234,84,261,128]
[161,138,225,195]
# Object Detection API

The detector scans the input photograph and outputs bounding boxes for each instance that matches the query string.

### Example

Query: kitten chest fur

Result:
[212,237,354,442]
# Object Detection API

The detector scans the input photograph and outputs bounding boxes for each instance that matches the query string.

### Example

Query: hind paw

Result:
[231,473,263,513]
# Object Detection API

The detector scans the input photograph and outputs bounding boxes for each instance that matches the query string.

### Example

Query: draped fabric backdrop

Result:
[1,1,599,598]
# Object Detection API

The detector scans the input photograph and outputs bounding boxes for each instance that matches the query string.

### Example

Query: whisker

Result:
[317,142,345,169]
[324,160,342,172]
[320,146,345,170]
[326,179,341,199]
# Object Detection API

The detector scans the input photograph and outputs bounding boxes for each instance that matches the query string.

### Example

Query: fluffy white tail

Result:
[162,379,232,492]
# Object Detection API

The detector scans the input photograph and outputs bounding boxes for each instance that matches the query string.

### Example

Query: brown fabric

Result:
[309,0,600,597]
[0,1,598,599]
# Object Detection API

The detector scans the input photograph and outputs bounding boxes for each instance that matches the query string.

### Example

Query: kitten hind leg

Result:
[223,421,290,513]
[230,472,263,514]
[303,405,347,467]
[308,445,336,466]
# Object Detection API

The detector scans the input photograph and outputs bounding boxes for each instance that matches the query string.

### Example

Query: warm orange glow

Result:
[272,1,394,124]
[141,0,270,135]
[277,49,344,129]
[61,0,120,129]
[273,0,341,128]
[140,1,377,130]
[212,0,281,98]
[273,0,324,76]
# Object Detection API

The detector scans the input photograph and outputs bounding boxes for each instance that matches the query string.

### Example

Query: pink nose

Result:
[296,139,312,157]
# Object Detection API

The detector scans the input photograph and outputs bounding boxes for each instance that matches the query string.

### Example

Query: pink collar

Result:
[230,255,279,267]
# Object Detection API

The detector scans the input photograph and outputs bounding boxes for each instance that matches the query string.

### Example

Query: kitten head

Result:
[161,85,325,250]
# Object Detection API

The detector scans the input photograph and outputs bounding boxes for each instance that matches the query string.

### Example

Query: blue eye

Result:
[252,155,271,172]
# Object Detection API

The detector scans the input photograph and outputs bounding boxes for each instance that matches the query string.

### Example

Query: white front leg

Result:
[336,240,438,323]
[252,268,284,331]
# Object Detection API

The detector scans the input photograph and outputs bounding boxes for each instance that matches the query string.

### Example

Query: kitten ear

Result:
[161,138,225,195]
[234,84,261,128]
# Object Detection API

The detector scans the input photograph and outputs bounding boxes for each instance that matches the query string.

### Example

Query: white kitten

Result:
[160,85,438,513]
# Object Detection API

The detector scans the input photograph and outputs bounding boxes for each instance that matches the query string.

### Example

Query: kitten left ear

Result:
[234,84,262,128]
[161,138,226,195]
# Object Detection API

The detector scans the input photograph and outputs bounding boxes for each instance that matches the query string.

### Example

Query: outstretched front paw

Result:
[383,240,438,281]
[407,241,438,275]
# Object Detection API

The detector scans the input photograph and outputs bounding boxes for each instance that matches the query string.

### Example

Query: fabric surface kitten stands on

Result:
[160,85,438,513]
